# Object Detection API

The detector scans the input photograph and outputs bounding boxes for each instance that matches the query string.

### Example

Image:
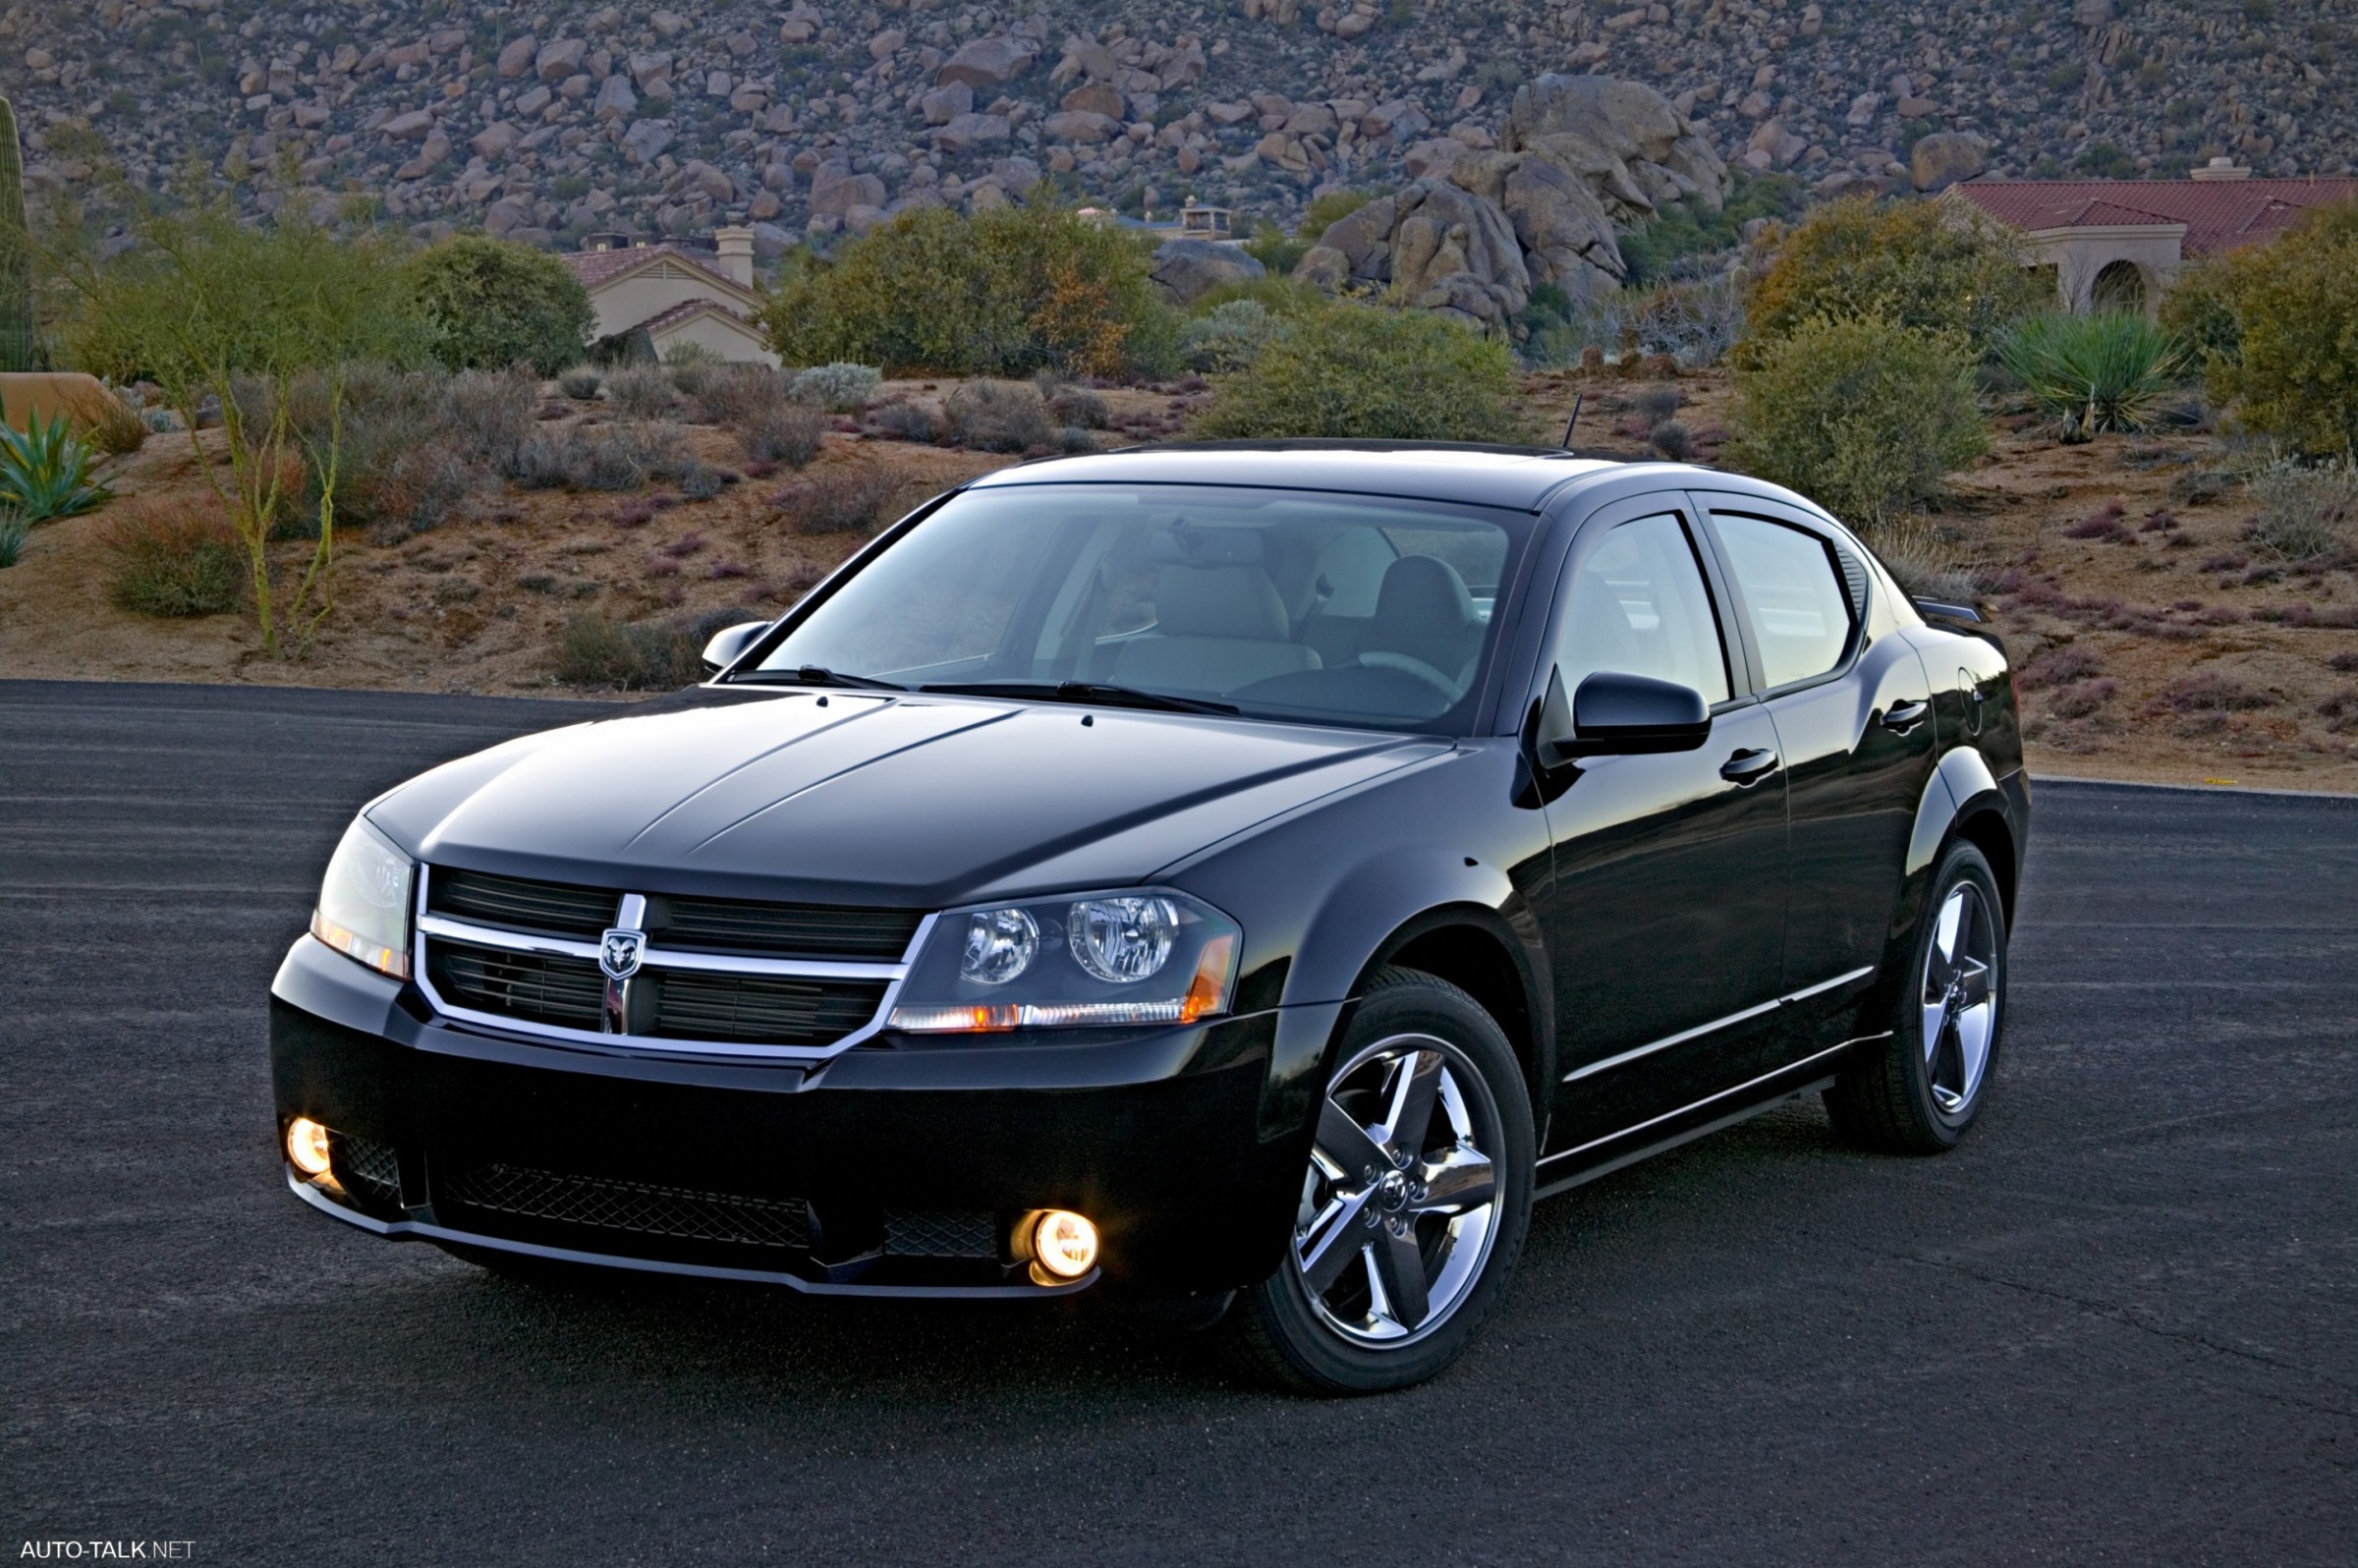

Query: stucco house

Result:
[1946,162,2358,315]
[560,228,778,364]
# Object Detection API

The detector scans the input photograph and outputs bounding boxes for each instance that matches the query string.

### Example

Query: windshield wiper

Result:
[730,665,908,692]
[921,680,1239,715]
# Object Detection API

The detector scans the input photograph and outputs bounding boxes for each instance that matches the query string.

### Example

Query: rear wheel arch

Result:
[1952,808,2019,930]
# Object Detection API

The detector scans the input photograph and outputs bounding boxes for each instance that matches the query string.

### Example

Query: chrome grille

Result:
[429,869,617,938]
[439,1162,812,1251]
[657,894,924,960]
[650,971,889,1046]
[884,1209,998,1260]
[427,940,605,1030]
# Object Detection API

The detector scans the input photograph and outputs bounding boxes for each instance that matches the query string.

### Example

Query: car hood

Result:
[368,691,1448,907]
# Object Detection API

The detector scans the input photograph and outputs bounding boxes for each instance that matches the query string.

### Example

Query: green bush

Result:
[405,235,594,377]
[1745,197,2045,358]
[1617,172,1805,288]
[1727,314,1988,528]
[1995,311,2191,442]
[2158,254,2242,366]
[554,611,700,689]
[942,379,1054,452]
[762,199,1174,379]
[790,363,881,412]
[101,500,246,616]
[2200,201,2358,457]
[1178,299,1278,372]
[1242,221,1311,278]
[1188,303,1531,442]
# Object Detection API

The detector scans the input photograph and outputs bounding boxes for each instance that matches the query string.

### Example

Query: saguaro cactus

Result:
[0,96,31,372]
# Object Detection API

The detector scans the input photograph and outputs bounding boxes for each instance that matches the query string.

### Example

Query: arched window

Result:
[2091,258,2148,315]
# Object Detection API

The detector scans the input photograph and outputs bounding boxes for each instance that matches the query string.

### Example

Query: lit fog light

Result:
[286,1117,333,1177]
[1030,1209,1098,1281]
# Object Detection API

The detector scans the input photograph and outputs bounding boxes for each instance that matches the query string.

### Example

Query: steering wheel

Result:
[1355,650,1462,700]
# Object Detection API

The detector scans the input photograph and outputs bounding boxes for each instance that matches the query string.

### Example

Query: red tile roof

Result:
[559,243,750,297]
[635,299,756,336]
[1950,178,2358,255]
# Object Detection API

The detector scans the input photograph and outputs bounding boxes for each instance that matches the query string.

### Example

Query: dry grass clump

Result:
[100,499,246,617]
[511,422,690,492]
[769,467,899,534]
[606,365,678,420]
[740,403,826,468]
[942,380,1053,453]
[63,384,149,457]
[2242,459,2358,564]
[552,611,701,689]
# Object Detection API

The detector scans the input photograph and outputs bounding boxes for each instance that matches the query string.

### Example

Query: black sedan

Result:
[272,443,2027,1393]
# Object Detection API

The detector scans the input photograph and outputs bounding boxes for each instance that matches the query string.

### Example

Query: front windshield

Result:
[747,483,1528,733]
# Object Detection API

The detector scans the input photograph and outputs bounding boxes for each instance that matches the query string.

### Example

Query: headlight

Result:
[310,816,415,980]
[889,888,1240,1034]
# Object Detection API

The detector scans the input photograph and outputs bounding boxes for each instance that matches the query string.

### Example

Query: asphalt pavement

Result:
[3,679,2352,1566]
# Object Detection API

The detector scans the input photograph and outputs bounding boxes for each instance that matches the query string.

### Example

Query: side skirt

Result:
[1533,1035,1887,1202]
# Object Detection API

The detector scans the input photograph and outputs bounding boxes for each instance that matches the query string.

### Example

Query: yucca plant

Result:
[1997,310,2191,443]
[0,404,113,521]
[0,95,31,373]
[0,505,27,568]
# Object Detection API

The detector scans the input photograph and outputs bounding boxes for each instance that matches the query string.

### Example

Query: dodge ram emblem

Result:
[599,927,646,981]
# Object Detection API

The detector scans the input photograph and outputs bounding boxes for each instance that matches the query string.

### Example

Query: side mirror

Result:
[1533,666,1712,765]
[700,621,769,675]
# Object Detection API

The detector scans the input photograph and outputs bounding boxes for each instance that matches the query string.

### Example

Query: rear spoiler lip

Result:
[1911,596,1986,624]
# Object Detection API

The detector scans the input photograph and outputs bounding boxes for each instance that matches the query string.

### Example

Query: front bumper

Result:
[271,935,1336,1297]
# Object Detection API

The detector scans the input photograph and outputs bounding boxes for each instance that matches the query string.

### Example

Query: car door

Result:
[1694,498,1938,1066]
[1528,495,1791,1151]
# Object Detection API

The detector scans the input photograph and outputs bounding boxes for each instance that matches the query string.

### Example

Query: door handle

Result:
[1719,748,1779,785]
[1881,699,1931,733]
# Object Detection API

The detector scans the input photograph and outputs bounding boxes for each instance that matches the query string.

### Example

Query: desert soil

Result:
[5,371,2353,794]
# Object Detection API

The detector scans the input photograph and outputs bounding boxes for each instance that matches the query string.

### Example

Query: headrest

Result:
[1374,554,1478,635]
[1153,565,1292,641]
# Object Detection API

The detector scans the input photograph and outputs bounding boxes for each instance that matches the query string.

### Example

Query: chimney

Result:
[712,227,756,288]
[2190,156,2252,182]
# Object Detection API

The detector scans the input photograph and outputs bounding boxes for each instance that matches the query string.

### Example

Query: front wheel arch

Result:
[1349,910,1552,1122]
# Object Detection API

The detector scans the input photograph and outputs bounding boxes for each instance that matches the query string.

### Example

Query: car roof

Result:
[963,441,1639,513]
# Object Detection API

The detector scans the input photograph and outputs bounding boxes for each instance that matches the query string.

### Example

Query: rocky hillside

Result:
[2,0,2351,265]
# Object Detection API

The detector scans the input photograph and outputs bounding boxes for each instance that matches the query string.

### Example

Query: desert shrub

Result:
[62,383,147,456]
[676,461,726,501]
[1995,312,2192,442]
[1058,424,1097,453]
[404,235,594,376]
[790,362,882,412]
[606,365,678,419]
[0,508,26,568]
[2158,255,2242,367]
[1534,276,1748,368]
[942,379,1055,452]
[1300,187,1376,239]
[1744,198,2045,358]
[770,467,900,534]
[864,400,938,443]
[1045,384,1109,429]
[1870,521,1986,604]
[2242,458,2358,563]
[443,368,540,472]
[1179,299,1278,372]
[741,402,825,466]
[557,364,604,400]
[100,500,245,616]
[1242,220,1311,278]
[695,364,790,426]
[1189,303,1529,442]
[1726,314,1987,528]
[2198,201,2358,457]
[1649,420,1696,461]
[762,200,1174,379]
[661,340,725,397]
[553,611,701,689]
[573,421,687,490]
[0,408,112,521]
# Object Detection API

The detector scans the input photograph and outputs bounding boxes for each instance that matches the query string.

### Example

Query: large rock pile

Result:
[1292,76,1728,333]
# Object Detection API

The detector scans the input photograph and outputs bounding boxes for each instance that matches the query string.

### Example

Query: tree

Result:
[1744,196,2045,358]
[2200,201,2358,458]
[405,234,594,376]
[57,189,426,654]
[0,96,33,371]
[1188,302,1530,442]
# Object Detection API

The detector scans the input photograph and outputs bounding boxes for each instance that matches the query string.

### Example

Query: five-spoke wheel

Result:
[1235,969,1533,1393]
[1922,879,1999,1117]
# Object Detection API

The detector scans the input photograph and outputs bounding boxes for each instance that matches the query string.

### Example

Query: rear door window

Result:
[1712,515,1855,690]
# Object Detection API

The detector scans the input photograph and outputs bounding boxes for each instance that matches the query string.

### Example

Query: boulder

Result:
[921,82,973,125]
[933,112,1012,153]
[1499,156,1624,297]
[1503,74,1728,221]
[535,39,586,83]
[592,75,637,121]
[1150,238,1265,306]
[1060,83,1126,120]
[381,109,434,141]
[1042,109,1121,143]
[1295,180,1529,335]
[935,35,1036,92]
[470,122,520,159]
[495,34,537,80]
[1910,132,1990,192]
[620,118,674,163]
[810,164,889,218]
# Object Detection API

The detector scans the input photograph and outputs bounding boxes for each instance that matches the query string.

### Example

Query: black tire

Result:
[1231,967,1535,1395]
[1826,841,2008,1154]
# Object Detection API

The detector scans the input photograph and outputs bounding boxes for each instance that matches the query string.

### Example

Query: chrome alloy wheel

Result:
[1922,881,1999,1117]
[1292,1034,1503,1348]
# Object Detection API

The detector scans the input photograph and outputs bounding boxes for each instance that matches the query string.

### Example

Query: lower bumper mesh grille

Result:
[884,1208,998,1260]
[438,1162,812,1252]
[333,1132,401,1207]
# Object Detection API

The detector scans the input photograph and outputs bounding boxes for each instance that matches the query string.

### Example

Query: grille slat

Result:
[440,1163,811,1251]
[651,972,889,1046]
[429,869,617,938]
[658,895,924,961]
[428,941,606,1030]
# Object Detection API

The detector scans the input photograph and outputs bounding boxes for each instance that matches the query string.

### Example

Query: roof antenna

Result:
[1560,392,1584,451]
